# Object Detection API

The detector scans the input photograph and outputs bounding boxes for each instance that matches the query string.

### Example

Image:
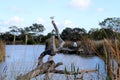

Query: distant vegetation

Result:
[0,17,120,45]
[0,17,120,79]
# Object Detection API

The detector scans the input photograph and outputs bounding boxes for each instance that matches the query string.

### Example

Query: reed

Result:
[103,39,120,80]
[0,40,5,62]
[90,38,120,80]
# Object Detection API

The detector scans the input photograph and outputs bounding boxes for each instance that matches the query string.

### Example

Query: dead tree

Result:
[16,17,97,80]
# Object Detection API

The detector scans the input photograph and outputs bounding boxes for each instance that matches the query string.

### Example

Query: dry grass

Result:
[0,40,5,62]
[45,36,120,80]
[90,38,120,80]
[103,39,120,80]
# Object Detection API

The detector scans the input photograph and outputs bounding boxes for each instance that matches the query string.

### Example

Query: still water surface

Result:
[0,45,106,80]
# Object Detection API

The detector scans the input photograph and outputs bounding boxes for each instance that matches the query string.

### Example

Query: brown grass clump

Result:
[0,40,5,62]
[91,39,120,80]
[103,39,120,80]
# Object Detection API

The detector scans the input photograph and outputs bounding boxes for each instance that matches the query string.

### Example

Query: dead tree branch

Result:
[16,18,97,80]
[16,60,63,80]
[50,69,97,75]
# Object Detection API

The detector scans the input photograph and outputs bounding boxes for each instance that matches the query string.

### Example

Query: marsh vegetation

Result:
[0,17,120,80]
[0,40,5,62]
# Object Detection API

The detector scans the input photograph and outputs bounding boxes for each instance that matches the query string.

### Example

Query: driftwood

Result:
[16,60,63,80]
[16,18,97,80]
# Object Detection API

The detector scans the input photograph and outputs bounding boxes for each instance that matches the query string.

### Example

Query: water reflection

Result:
[0,45,106,80]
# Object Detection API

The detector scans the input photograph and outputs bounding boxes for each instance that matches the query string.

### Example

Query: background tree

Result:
[99,17,120,32]
[17,28,25,43]
[61,27,87,41]
[61,27,72,41]
[0,23,45,44]
[72,28,87,41]
[29,23,45,43]
[24,27,31,44]
[18,26,34,44]
[9,26,19,44]
[30,23,45,34]
[88,28,115,40]
[0,32,13,44]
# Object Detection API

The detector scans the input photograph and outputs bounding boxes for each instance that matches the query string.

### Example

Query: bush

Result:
[27,39,35,44]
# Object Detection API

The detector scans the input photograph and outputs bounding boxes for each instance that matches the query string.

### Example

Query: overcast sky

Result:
[0,0,120,35]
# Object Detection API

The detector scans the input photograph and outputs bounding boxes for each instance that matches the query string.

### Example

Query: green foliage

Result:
[1,17,120,44]
[9,26,19,35]
[0,23,45,44]
[61,27,72,40]
[30,23,45,33]
[70,63,78,79]
[88,28,116,40]
[61,27,87,41]
[99,17,120,32]
[27,39,35,44]
[64,66,68,74]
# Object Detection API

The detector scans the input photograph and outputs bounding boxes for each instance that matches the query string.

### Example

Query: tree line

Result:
[0,17,120,44]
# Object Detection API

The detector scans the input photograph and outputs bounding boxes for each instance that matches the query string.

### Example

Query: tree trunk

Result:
[25,34,28,44]
[39,36,41,42]
[13,35,16,44]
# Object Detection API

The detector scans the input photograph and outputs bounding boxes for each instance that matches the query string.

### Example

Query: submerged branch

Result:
[16,63,97,80]
[50,69,97,75]
[16,61,63,80]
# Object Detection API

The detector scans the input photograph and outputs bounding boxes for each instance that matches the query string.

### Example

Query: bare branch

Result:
[51,19,65,48]
[16,62,97,80]
[16,61,63,80]
[50,69,97,75]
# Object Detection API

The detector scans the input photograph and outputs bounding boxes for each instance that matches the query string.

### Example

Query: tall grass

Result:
[102,39,120,80]
[0,40,5,62]
[45,35,120,79]
[87,38,120,80]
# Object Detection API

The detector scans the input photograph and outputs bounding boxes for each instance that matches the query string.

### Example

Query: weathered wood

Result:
[16,61,63,80]
[50,69,97,75]
[16,62,97,80]
[16,18,98,80]
[47,35,57,61]
[51,20,65,48]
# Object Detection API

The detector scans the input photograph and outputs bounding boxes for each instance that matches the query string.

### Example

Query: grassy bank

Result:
[45,38,105,56]
[46,38,120,79]
[88,38,120,80]
[0,40,5,62]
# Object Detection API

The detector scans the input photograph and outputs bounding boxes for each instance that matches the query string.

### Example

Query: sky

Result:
[0,0,120,35]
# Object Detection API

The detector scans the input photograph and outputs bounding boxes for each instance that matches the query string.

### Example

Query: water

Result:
[0,45,106,80]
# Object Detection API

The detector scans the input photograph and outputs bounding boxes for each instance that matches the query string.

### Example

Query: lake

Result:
[0,45,106,80]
